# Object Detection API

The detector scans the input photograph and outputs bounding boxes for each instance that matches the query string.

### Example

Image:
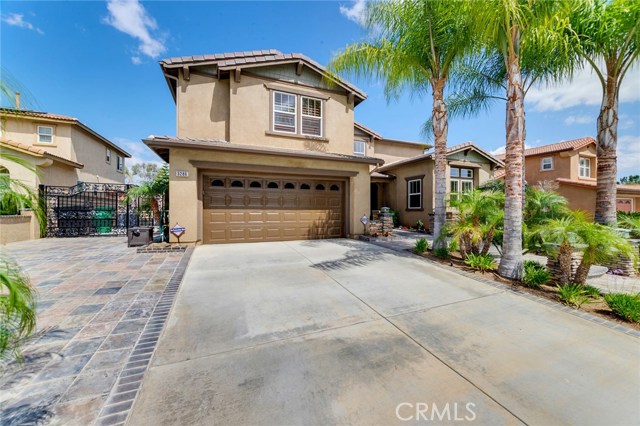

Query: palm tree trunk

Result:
[481,227,495,255]
[595,69,619,225]
[573,259,590,285]
[432,78,448,249]
[558,241,573,284]
[498,30,525,280]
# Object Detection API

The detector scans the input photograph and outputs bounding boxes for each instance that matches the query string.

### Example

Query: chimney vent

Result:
[15,92,21,110]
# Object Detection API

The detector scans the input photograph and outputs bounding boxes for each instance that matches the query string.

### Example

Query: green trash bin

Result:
[93,206,115,233]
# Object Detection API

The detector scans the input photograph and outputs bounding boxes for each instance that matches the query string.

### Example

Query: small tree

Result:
[447,189,504,259]
[126,164,169,236]
[619,175,640,185]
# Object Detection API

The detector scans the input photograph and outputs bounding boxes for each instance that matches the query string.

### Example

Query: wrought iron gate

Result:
[40,182,164,237]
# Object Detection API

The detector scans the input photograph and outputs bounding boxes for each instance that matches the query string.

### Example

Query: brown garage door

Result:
[203,175,344,243]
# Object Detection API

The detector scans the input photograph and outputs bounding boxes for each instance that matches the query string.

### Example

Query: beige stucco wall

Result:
[0,215,32,244]
[3,117,74,159]
[71,128,125,184]
[557,183,596,217]
[373,140,425,165]
[167,147,370,244]
[177,73,230,140]
[175,71,356,156]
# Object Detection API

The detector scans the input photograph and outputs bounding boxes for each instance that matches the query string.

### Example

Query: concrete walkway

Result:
[129,239,639,425]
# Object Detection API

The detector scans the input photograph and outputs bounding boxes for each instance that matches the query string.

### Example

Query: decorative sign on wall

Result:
[175,170,189,177]
[360,215,369,225]
[170,223,186,238]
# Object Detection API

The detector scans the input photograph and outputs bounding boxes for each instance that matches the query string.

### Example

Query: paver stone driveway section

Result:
[129,239,639,425]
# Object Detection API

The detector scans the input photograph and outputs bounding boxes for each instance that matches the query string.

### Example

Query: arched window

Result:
[249,181,262,188]
[284,182,295,189]
[330,184,340,191]
[315,184,325,191]
[231,180,244,188]
[267,181,279,189]
[300,183,311,190]
[211,179,224,187]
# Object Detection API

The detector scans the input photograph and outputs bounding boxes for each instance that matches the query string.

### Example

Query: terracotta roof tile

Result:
[1,139,84,168]
[496,137,596,160]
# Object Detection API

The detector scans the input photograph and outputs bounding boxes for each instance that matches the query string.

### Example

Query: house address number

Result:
[175,170,189,177]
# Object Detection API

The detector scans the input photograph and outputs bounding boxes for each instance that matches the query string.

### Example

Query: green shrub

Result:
[414,238,428,254]
[389,209,400,227]
[448,239,459,253]
[522,260,550,288]
[581,285,603,299]
[434,247,449,259]
[464,253,497,272]
[604,293,640,323]
[557,283,590,309]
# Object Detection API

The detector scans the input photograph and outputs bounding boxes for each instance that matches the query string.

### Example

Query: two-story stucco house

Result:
[0,108,131,189]
[495,137,640,215]
[145,50,385,244]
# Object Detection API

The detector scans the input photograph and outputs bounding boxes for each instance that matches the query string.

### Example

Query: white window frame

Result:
[272,91,297,134]
[37,125,53,144]
[117,155,124,172]
[407,179,422,210]
[541,157,553,171]
[450,167,474,202]
[579,157,591,178]
[354,140,366,156]
[300,96,323,137]
[106,148,111,164]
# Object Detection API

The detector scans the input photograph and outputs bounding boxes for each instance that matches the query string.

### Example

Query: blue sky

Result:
[2,0,639,177]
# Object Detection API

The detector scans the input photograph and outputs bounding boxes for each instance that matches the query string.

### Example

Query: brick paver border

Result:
[94,248,194,426]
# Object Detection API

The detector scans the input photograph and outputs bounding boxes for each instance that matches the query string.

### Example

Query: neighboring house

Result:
[0,108,131,188]
[0,107,130,244]
[495,137,640,215]
[375,142,504,228]
[144,50,384,244]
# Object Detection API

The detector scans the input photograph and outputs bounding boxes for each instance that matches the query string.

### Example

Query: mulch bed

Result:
[413,249,640,331]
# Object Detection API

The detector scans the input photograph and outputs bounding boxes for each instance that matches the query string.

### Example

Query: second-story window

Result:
[353,140,366,156]
[541,157,553,170]
[301,97,322,136]
[579,157,591,178]
[117,156,124,172]
[37,126,53,144]
[272,91,323,137]
[273,92,296,134]
[106,148,111,164]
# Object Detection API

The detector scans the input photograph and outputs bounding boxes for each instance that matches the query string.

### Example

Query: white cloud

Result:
[619,114,635,130]
[112,137,163,169]
[2,13,43,34]
[131,56,142,65]
[103,0,166,62]
[490,140,541,156]
[527,63,640,112]
[618,135,640,178]
[340,0,367,26]
[564,114,592,126]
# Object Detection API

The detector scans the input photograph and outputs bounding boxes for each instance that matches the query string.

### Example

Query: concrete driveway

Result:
[129,239,639,425]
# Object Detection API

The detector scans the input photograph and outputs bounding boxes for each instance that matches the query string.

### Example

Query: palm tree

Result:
[0,155,41,362]
[448,189,504,259]
[468,0,576,279]
[328,0,474,250]
[569,0,640,224]
[532,211,636,284]
[126,164,169,237]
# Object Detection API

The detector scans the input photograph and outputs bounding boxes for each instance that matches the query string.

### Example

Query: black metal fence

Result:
[40,182,166,238]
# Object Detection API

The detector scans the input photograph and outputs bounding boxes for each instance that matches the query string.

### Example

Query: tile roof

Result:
[0,139,84,168]
[160,50,366,100]
[377,142,503,173]
[496,137,596,160]
[0,108,131,157]
[144,135,384,165]
[354,122,382,139]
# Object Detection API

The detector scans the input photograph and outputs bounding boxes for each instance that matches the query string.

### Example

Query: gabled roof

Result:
[1,139,84,169]
[0,108,131,157]
[354,122,382,139]
[143,135,384,166]
[377,142,503,173]
[496,137,596,160]
[160,49,367,105]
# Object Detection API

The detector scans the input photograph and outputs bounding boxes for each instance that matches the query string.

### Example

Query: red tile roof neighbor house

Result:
[495,137,596,160]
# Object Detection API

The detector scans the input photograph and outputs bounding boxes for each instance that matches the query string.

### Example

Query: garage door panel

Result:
[203,175,344,244]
